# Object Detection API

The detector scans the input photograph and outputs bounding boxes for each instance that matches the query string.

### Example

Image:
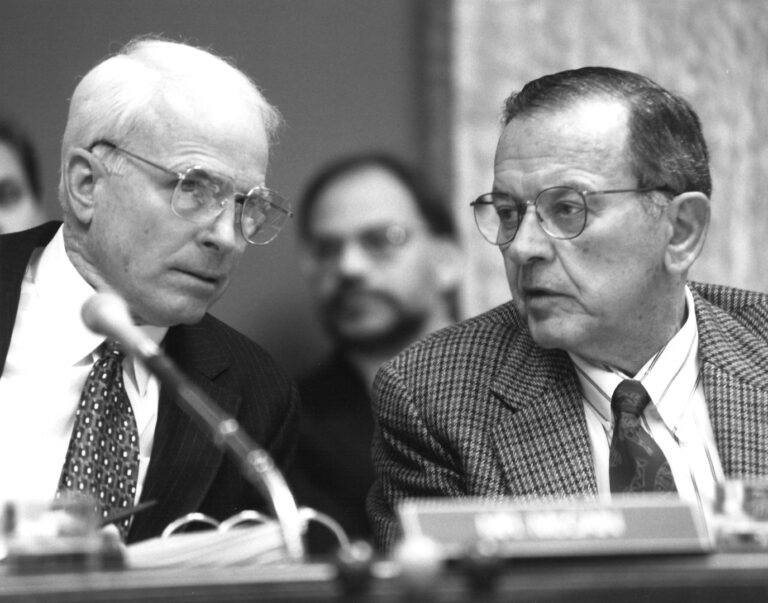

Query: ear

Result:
[431,237,465,293]
[664,191,710,275]
[63,147,107,225]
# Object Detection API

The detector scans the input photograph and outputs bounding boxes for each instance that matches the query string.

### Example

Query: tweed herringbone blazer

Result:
[368,282,768,550]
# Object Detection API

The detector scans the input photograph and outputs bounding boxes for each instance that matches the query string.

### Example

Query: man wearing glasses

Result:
[368,66,768,552]
[292,153,462,550]
[0,37,297,543]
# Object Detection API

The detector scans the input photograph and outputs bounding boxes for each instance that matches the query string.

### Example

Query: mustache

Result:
[325,282,400,310]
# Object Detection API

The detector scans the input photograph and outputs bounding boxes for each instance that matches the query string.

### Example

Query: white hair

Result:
[58,35,282,207]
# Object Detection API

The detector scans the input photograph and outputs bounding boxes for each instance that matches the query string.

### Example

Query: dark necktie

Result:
[56,340,140,538]
[608,379,677,493]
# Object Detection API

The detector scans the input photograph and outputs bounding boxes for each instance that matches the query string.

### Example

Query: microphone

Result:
[82,291,161,360]
[81,292,305,561]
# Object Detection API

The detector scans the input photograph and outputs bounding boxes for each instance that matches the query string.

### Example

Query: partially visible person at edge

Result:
[368,66,768,552]
[0,117,47,233]
[0,36,299,544]
[291,152,462,551]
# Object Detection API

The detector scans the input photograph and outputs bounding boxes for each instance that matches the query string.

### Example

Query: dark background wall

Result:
[0,0,428,377]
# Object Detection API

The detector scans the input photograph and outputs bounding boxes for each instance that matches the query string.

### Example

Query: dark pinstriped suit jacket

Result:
[368,281,768,550]
[0,222,299,544]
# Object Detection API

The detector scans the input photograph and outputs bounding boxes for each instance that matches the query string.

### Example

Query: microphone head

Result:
[81,291,133,340]
[82,292,161,361]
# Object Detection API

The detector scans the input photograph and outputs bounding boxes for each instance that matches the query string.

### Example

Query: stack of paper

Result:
[127,520,287,568]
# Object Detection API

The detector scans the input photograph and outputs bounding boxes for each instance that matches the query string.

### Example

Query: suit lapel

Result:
[489,337,597,498]
[0,222,61,372]
[131,320,241,539]
[693,289,768,478]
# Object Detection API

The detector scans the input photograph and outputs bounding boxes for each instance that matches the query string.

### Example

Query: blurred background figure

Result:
[291,152,462,550]
[0,118,46,234]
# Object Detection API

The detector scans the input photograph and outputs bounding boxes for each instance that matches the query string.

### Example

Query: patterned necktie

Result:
[608,379,677,493]
[56,340,140,539]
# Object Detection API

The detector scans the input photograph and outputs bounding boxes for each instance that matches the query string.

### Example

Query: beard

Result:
[321,285,428,356]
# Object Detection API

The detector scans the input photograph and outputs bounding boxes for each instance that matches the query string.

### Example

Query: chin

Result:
[137,303,208,327]
[526,317,578,352]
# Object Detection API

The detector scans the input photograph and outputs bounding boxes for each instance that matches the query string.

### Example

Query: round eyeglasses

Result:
[470,186,662,246]
[90,140,293,245]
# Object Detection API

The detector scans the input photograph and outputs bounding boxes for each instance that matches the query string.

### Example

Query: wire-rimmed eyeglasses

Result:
[89,140,293,245]
[470,186,664,246]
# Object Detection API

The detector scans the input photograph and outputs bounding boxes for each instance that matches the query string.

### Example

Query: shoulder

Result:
[0,221,61,270]
[388,300,525,371]
[168,314,296,394]
[375,301,531,406]
[690,281,768,376]
[690,281,768,337]
[690,281,768,313]
[170,313,271,359]
[0,221,60,248]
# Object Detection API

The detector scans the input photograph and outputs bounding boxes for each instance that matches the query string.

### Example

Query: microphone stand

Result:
[132,341,305,561]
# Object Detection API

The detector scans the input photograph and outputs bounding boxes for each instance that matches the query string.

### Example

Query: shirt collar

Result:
[31,225,167,394]
[570,286,699,427]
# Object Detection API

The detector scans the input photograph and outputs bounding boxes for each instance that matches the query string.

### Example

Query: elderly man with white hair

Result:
[0,36,298,544]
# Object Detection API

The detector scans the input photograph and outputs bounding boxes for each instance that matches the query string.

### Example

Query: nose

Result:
[201,200,243,254]
[502,201,551,265]
[336,240,373,277]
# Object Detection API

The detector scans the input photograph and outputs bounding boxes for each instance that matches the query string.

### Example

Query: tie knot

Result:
[610,379,651,417]
[101,340,124,362]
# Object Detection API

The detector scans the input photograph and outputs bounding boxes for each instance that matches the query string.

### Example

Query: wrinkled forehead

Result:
[133,88,270,181]
[494,99,631,176]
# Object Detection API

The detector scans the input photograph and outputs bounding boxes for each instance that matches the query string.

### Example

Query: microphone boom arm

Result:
[81,291,305,560]
[141,352,305,561]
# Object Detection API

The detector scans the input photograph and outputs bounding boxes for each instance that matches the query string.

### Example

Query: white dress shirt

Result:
[570,286,725,516]
[0,226,167,505]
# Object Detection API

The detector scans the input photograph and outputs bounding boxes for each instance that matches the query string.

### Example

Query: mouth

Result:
[328,288,394,315]
[517,285,568,310]
[173,268,225,287]
[520,285,557,298]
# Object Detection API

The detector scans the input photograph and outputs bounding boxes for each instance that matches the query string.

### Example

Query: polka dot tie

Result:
[56,340,140,539]
[608,379,678,493]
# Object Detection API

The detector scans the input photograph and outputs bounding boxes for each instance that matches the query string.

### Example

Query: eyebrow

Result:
[491,181,595,197]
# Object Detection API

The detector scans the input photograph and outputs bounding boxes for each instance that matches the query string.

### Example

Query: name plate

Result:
[397,495,712,559]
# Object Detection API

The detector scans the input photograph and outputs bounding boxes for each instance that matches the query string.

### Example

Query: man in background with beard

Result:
[292,152,462,550]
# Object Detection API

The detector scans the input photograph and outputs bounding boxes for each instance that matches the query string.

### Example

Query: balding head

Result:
[59,36,281,208]
[57,36,284,326]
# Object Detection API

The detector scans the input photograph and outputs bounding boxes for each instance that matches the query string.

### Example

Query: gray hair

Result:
[58,35,282,207]
[502,66,711,200]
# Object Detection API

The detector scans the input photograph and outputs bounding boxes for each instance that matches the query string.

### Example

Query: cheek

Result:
[566,236,662,312]
[501,250,521,288]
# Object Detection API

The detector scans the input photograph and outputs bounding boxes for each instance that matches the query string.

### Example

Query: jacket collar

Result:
[487,285,768,496]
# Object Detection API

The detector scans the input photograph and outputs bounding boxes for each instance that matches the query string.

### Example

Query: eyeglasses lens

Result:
[536,187,587,239]
[172,168,227,221]
[473,194,519,245]
[172,169,291,244]
[241,191,292,245]
[473,187,587,245]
